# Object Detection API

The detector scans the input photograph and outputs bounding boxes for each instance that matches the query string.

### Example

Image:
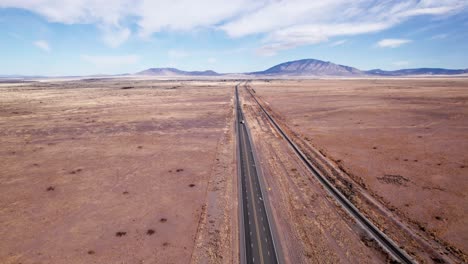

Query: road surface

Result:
[236,84,278,264]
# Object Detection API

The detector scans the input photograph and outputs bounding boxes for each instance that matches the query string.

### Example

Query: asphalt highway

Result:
[236,84,278,264]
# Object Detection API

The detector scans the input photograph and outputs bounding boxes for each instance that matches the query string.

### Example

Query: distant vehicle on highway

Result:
[240,120,245,124]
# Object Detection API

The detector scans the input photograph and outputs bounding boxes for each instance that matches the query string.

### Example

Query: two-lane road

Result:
[236,84,278,264]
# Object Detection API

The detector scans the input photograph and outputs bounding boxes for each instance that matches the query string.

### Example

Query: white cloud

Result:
[2,0,467,51]
[100,26,131,48]
[136,0,255,37]
[377,38,412,48]
[223,0,467,55]
[34,40,50,52]
[330,39,347,46]
[257,22,391,55]
[81,54,139,68]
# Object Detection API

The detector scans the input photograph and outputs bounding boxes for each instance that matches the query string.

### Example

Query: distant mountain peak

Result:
[248,59,467,77]
[251,58,364,76]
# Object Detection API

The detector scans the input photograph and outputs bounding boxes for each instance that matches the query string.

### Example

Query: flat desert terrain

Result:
[240,86,388,263]
[248,79,468,262]
[1,78,467,263]
[0,80,237,264]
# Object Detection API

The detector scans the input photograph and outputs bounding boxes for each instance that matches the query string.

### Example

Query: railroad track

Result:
[243,83,415,264]
[236,84,279,264]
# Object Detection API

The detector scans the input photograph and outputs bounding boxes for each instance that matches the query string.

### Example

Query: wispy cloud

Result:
[256,42,300,57]
[81,54,139,67]
[431,33,448,40]
[377,38,412,48]
[34,40,50,52]
[330,39,347,46]
[2,0,468,51]
[222,1,467,55]
[100,26,131,48]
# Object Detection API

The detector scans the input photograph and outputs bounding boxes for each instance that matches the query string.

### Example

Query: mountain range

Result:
[2,59,467,79]
[250,59,363,76]
[364,68,468,76]
[136,59,467,77]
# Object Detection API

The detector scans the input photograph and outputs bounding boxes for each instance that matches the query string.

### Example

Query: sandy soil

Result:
[0,80,237,264]
[248,79,468,263]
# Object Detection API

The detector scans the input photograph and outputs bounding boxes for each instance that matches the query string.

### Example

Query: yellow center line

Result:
[241,121,265,264]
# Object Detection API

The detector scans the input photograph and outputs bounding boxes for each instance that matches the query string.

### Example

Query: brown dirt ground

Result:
[0,80,237,264]
[248,79,468,263]
[240,87,387,263]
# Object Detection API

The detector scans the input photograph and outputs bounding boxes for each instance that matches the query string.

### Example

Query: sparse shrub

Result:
[115,231,127,237]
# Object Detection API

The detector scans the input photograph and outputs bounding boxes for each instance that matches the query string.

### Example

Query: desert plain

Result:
[0,80,238,264]
[0,78,467,263]
[246,79,468,263]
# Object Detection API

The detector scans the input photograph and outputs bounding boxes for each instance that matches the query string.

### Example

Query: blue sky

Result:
[1,1,468,76]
